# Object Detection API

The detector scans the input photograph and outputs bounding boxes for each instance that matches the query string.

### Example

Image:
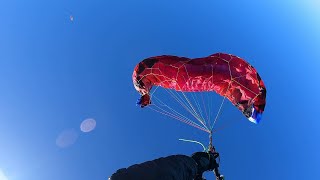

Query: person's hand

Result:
[191,151,219,175]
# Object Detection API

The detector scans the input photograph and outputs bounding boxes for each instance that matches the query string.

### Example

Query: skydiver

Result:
[70,15,74,22]
[109,150,224,180]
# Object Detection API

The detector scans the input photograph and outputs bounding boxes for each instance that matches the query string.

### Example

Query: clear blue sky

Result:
[0,0,320,179]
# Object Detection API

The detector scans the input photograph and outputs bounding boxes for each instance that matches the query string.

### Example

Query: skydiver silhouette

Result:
[109,150,224,180]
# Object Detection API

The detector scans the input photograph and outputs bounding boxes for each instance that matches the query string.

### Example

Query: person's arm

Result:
[109,155,198,180]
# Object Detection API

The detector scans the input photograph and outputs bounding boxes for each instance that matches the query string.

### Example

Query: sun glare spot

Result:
[80,118,96,133]
[56,129,78,148]
[0,169,8,180]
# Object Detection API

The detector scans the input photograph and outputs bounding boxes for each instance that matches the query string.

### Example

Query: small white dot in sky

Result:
[80,118,96,133]
[56,129,78,148]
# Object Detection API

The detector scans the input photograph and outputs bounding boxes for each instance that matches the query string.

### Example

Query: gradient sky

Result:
[0,0,320,179]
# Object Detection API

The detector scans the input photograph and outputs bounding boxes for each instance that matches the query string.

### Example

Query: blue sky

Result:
[0,0,320,179]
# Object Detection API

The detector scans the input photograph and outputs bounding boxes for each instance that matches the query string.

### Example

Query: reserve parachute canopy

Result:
[133,53,266,133]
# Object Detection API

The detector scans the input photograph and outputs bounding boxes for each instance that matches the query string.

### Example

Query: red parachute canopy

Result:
[133,53,266,124]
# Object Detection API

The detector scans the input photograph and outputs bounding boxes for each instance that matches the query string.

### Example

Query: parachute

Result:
[133,53,266,133]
